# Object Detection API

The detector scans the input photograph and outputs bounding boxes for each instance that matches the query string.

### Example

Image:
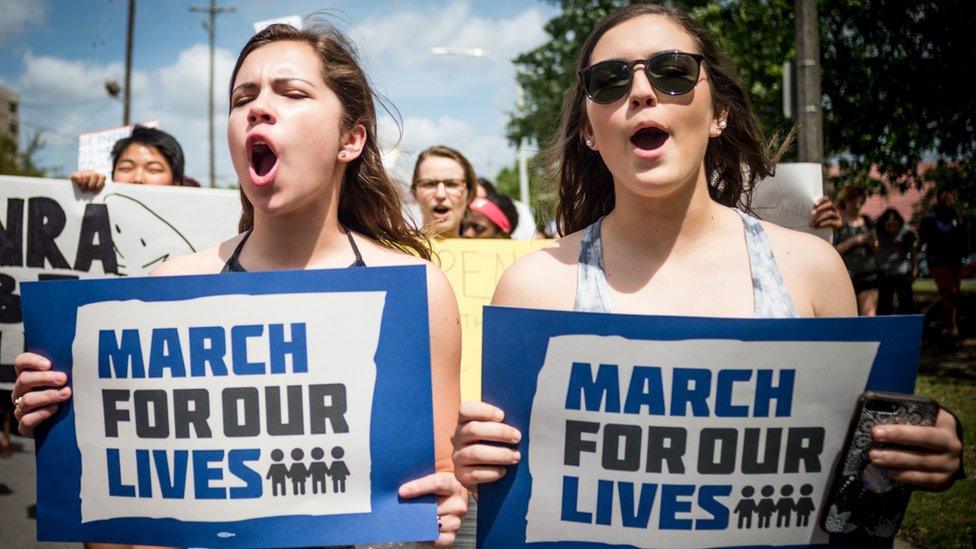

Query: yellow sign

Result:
[433,239,552,401]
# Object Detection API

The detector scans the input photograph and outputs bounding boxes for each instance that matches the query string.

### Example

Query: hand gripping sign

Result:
[21,266,437,548]
[478,306,921,548]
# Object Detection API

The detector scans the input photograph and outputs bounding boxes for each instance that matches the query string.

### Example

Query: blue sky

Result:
[0,0,557,186]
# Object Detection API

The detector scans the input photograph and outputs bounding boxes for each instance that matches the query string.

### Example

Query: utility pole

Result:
[189,0,235,188]
[795,0,823,163]
[123,0,135,125]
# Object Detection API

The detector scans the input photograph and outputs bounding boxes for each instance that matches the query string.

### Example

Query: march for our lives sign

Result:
[478,306,922,548]
[20,266,438,548]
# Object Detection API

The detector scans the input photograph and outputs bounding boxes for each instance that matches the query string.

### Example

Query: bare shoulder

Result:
[351,234,454,302]
[760,221,856,316]
[149,234,245,276]
[492,232,581,310]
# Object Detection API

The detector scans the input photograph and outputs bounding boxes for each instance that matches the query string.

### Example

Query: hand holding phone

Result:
[822,391,939,539]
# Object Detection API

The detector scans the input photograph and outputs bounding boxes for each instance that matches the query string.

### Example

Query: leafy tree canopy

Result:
[506,0,976,214]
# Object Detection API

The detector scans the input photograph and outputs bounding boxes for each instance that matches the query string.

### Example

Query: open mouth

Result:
[247,134,279,186]
[630,126,669,151]
[431,205,451,217]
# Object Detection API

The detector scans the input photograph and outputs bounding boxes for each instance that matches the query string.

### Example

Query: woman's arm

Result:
[796,230,963,490]
[397,264,466,546]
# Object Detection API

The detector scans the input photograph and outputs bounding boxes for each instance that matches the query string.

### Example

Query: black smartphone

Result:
[821,391,939,539]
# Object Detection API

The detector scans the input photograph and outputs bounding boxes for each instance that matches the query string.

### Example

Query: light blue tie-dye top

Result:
[574,209,799,318]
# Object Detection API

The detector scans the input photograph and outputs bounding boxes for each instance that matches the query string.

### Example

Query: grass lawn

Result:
[913,278,976,295]
[898,375,976,547]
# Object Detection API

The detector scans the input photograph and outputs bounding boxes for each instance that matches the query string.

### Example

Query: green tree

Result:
[495,156,555,231]
[507,0,976,205]
[0,131,47,177]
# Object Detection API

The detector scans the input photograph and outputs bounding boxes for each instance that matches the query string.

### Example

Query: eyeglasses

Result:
[578,51,705,104]
[414,178,467,195]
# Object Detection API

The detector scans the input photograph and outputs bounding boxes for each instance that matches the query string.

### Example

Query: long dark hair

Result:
[548,4,792,235]
[876,208,905,237]
[229,22,430,260]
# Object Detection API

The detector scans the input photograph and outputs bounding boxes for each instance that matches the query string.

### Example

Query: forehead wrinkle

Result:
[235,42,323,88]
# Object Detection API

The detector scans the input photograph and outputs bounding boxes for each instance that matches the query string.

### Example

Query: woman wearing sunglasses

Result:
[454,3,961,505]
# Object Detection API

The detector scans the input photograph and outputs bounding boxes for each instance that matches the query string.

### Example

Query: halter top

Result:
[220,229,366,272]
[574,209,799,317]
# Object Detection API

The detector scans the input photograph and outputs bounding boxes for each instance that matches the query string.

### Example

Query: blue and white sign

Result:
[21,265,438,548]
[478,306,922,548]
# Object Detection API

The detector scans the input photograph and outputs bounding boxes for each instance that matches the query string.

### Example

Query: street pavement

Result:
[0,434,73,548]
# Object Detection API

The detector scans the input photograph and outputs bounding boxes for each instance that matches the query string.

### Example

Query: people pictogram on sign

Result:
[308,447,330,495]
[756,485,777,528]
[733,485,758,529]
[795,484,816,527]
[265,448,290,496]
[289,448,309,495]
[330,446,350,493]
[776,484,796,527]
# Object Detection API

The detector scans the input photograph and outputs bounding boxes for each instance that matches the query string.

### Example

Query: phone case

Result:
[821,391,939,538]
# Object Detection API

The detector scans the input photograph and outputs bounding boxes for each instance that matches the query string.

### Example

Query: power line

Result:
[16,119,78,142]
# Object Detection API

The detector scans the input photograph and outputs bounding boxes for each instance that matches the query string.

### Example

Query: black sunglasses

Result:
[578,51,705,104]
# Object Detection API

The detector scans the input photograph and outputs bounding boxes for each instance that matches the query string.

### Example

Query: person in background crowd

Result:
[411,145,477,238]
[69,126,186,191]
[919,187,966,339]
[834,185,880,316]
[453,2,962,507]
[875,208,917,315]
[475,176,498,197]
[477,177,539,240]
[463,192,519,239]
[14,21,465,546]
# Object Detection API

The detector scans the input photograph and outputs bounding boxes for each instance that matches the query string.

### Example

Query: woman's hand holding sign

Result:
[398,471,467,546]
[452,401,522,492]
[870,409,963,490]
[11,352,71,437]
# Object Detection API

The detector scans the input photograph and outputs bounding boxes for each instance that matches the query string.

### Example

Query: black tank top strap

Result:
[220,228,365,272]
[346,229,366,267]
[220,230,252,273]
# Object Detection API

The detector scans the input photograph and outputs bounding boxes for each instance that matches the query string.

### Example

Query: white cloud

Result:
[381,114,517,184]
[17,46,237,185]
[16,1,550,185]
[353,1,548,98]
[0,0,46,46]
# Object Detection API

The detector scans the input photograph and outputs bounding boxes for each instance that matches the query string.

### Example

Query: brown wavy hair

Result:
[548,4,792,235]
[410,145,478,201]
[229,22,430,260]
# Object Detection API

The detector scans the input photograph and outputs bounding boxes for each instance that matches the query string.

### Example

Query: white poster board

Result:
[0,175,241,388]
[752,162,832,243]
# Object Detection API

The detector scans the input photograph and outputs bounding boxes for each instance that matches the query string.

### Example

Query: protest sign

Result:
[0,175,240,389]
[77,122,158,177]
[21,265,437,548]
[479,306,922,548]
[432,238,551,402]
[752,162,832,243]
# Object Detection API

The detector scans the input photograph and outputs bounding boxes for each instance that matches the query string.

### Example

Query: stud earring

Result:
[717,120,727,130]
[339,151,347,158]
[585,138,594,147]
